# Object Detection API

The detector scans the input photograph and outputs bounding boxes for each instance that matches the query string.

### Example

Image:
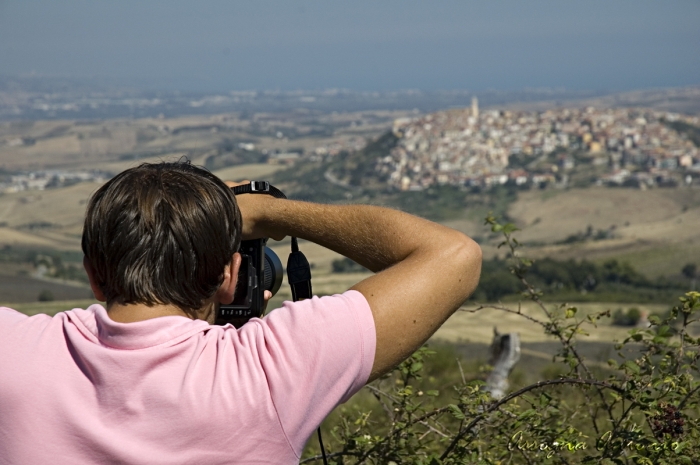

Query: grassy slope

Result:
[504,186,700,277]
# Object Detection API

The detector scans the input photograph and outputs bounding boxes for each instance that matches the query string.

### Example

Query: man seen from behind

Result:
[0,161,482,464]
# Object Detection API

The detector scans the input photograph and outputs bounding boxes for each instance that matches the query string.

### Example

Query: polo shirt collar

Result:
[74,304,212,350]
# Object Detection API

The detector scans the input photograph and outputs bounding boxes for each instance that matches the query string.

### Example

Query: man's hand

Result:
[225,180,286,241]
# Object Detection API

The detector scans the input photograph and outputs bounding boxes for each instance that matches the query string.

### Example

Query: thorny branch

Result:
[440,378,625,460]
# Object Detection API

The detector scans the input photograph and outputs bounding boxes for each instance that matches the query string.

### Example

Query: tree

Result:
[37,290,54,302]
[682,263,697,280]
[683,263,698,291]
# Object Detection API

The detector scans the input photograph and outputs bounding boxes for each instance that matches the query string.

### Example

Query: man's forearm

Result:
[257,200,454,273]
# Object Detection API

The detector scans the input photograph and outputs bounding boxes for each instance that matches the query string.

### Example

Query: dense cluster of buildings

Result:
[311,136,367,159]
[377,99,700,191]
[0,171,107,194]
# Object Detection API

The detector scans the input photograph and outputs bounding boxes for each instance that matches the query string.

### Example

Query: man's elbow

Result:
[451,233,483,297]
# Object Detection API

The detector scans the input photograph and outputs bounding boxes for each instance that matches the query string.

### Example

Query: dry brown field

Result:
[0,182,99,250]
[504,187,700,277]
[0,110,403,171]
[11,292,674,347]
[396,185,700,279]
[433,301,671,344]
[0,163,284,251]
[502,86,700,116]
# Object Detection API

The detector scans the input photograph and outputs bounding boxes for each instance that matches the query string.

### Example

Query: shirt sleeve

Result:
[244,290,375,456]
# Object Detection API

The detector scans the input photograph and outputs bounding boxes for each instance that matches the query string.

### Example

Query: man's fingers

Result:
[262,290,272,313]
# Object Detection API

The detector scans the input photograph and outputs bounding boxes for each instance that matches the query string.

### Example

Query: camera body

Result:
[215,181,310,328]
[216,238,283,327]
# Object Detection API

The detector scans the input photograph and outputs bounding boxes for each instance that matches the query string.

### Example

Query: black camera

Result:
[216,238,284,327]
[215,181,312,327]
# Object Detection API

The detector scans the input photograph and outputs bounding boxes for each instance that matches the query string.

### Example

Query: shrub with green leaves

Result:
[302,215,700,464]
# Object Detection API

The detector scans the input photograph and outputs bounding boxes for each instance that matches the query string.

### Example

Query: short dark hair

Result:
[82,161,242,311]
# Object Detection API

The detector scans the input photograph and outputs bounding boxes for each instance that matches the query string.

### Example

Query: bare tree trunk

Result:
[485,328,521,400]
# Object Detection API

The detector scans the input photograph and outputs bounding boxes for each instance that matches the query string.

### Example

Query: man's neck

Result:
[106,302,215,324]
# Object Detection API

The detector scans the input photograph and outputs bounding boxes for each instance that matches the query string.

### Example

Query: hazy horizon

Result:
[1,1,699,94]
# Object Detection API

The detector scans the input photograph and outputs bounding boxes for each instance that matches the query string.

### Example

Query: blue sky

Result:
[0,0,698,92]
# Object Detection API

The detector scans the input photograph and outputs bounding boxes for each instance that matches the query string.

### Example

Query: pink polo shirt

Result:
[0,290,375,464]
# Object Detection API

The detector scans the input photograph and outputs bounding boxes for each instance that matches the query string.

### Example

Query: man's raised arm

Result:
[233,193,482,381]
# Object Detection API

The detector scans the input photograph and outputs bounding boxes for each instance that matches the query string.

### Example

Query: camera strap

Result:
[231,180,286,198]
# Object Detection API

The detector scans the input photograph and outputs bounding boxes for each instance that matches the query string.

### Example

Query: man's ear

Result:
[217,252,242,304]
[83,256,107,302]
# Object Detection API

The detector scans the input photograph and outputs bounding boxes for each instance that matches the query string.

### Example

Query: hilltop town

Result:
[378,98,700,192]
[2,93,700,198]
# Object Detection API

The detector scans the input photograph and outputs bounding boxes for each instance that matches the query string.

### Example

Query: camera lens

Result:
[263,247,283,296]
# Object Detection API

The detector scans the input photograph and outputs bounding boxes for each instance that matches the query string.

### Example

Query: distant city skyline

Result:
[0,0,698,93]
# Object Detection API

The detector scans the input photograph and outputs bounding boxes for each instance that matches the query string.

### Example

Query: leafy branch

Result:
[302,217,700,464]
